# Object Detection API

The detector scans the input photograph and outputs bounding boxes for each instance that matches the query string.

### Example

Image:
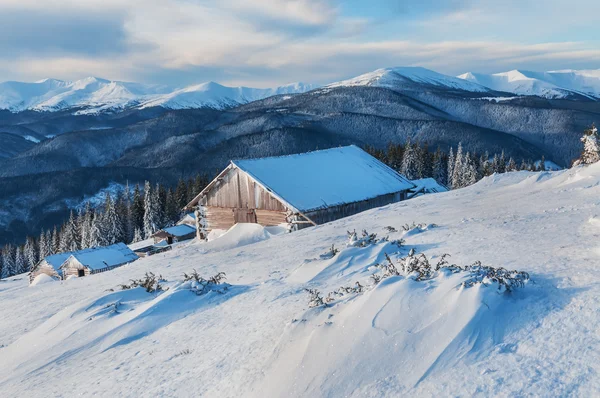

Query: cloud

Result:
[0,0,598,86]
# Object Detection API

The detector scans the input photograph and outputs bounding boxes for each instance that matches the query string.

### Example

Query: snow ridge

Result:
[0,78,314,114]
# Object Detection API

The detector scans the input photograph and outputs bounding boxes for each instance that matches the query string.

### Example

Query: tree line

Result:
[364,140,548,189]
[0,174,208,279]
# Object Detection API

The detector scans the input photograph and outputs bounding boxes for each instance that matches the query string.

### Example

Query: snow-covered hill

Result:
[0,78,314,113]
[2,164,600,396]
[458,69,600,99]
[327,66,493,94]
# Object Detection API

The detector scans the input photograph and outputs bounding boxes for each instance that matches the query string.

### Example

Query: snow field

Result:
[2,164,600,396]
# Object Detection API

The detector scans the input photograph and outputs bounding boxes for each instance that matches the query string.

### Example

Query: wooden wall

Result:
[61,258,92,278]
[29,261,61,282]
[302,192,405,229]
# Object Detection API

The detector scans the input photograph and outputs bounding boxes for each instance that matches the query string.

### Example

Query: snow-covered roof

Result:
[411,178,449,194]
[232,145,415,213]
[40,252,74,272]
[60,243,138,271]
[161,224,196,237]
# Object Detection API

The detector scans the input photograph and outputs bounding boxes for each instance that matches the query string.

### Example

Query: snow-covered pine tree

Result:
[463,152,478,186]
[143,181,160,239]
[432,146,446,185]
[120,182,133,243]
[79,203,94,249]
[60,211,80,253]
[165,188,180,227]
[507,157,517,172]
[14,246,26,275]
[452,143,465,189]
[175,178,188,210]
[400,140,419,180]
[131,184,145,235]
[156,183,167,228]
[39,229,51,260]
[491,154,501,174]
[0,249,4,279]
[418,142,431,179]
[447,147,455,189]
[132,227,143,243]
[386,143,403,171]
[24,237,38,271]
[102,193,124,245]
[2,244,15,277]
[51,226,60,255]
[498,151,507,173]
[538,155,546,171]
[573,124,600,166]
[519,159,529,171]
[89,212,105,248]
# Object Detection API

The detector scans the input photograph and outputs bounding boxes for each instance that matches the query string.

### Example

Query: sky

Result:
[1,0,599,87]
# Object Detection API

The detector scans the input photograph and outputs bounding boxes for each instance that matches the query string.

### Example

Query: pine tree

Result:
[539,155,547,171]
[89,212,105,248]
[498,151,507,173]
[480,151,492,177]
[132,227,143,243]
[39,229,51,260]
[156,183,167,228]
[2,244,15,277]
[400,140,419,180]
[120,182,133,243]
[447,147,455,189]
[193,174,207,198]
[463,152,478,186]
[386,143,403,171]
[0,249,4,279]
[59,211,80,253]
[519,159,529,171]
[573,124,600,166]
[14,246,26,275]
[143,181,160,239]
[165,188,180,227]
[507,157,517,172]
[131,184,145,235]
[24,237,38,271]
[175,178,189,210]
[452,143,465,189]
[51,226,60,255]
[102,193,124,245]
[80,203,94,249]
[432,146,446,185]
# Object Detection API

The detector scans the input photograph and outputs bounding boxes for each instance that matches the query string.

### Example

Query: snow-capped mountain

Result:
[327,67,493,93]
[138,81,314,110]
[458,69,600,99]
[0,78,314,113]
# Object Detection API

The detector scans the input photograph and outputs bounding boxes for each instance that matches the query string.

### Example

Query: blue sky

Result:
[1,0,598,87]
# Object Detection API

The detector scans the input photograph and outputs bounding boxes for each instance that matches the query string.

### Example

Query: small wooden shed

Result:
[60,243,139,278]
[150,224,197,244]
[29,252,73,283]
[185,145,415,238]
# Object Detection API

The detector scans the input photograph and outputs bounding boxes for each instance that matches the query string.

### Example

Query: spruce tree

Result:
[0,249,4,279]
[60,211,80,253]
[507,157,517,172]
[2,244,15,277]
[132,227,143,243]
[447,147,455,189]
[400,140,419,180]
[498,151,507,173]
[432,146,446,185]
[131,184,145,235]
[165,188,180,227]
[89,212,105,248]
[14,246,26,275]
[102,193,124,245]
[452,143,465,189]
[51,226,60,255]
[463,152,478,186]
[143,181,160,239]
[80,203,94,249]
[39,229,51,260]
[573,124,600,166]
[539,155,547,171]
[24,237,38,271]
[175,178,189,210]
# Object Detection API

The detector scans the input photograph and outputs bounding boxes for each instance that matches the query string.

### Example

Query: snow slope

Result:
[0,78,313,113]
[327,67,492,93]
[2,165,600,396]
[458,69,600,99]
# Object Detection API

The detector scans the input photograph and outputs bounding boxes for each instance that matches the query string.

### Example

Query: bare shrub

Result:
[120,272,165,293]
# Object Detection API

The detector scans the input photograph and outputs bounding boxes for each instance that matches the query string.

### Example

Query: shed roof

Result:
[39,252,74,272]
[411,178,449,194]
[230,145,415,213]
[160,224,196,237]
[60,243,138,271]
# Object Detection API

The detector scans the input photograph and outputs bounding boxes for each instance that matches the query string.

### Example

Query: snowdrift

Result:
[2,164,600,396]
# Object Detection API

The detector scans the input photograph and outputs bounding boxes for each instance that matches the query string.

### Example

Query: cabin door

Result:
[234,208,257,224]
[77,269,85,277]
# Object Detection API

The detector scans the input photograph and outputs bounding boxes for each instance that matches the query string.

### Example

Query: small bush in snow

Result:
[384,226,398,233]
[320,244,339,259]
[347,229,381,247]
[120,272,165,293]
[184,270,229,295]
[305,288,325,308]
[457,261,530,292]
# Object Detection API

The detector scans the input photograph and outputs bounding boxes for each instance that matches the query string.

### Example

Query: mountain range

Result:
[0,77,314,114]
[0,65,599,245]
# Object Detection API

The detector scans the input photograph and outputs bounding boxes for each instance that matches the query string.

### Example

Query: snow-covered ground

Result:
[2,165,600,396]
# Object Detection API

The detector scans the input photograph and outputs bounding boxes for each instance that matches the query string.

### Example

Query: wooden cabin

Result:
[29,252,73,283]
[150,224,197,244]
[59,243,139,278]
[410,178,449,197]
[176,212,196,227]
[185,145,416,238]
